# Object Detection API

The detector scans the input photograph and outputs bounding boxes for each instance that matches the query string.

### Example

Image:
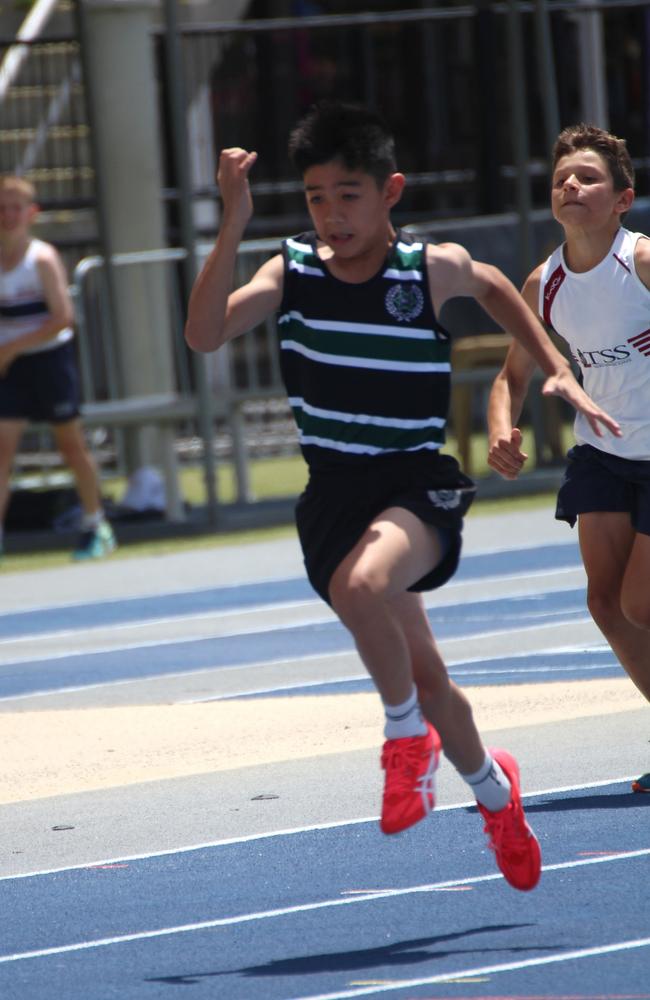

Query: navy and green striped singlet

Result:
[278,229,452,471]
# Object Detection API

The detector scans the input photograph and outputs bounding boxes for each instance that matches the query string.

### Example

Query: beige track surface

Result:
[3,677,644,804]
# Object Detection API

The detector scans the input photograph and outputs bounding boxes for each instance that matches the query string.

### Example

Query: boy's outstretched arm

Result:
[487,340,535,480]
[484,265,622,479]
[430,245,574,377]
[185,147,283,353]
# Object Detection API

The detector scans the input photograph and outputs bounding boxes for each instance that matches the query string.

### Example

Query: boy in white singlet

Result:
[487,125,650,793]
[0,175,115,561]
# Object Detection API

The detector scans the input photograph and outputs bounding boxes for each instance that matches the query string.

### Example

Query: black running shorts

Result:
[0,340,80,424]
[295,451,476,605]
[556,443,650,536]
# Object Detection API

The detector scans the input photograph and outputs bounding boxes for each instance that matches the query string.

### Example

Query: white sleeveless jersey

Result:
[0,238,73,353]
[539,227,650,460]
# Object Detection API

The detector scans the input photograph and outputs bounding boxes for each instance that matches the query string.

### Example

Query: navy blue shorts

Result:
[0,340,80,424]
[556,443,650,537]
[295,452,476,605]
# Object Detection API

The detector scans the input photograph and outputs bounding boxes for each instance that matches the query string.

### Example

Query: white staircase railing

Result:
[0,0,61,103]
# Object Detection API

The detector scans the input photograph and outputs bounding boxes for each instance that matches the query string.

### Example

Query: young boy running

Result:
[0,175,115,561]
[487,123,650,793]
[186,102,616,890]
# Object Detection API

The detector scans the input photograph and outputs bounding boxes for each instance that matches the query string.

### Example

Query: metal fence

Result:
[162,0,650,247]
[4,3,650,260]
[71,237,286,402]
[68,238,296,519]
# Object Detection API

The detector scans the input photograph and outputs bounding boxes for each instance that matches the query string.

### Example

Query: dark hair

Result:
[552,123,634,191]
[288,100,397,186]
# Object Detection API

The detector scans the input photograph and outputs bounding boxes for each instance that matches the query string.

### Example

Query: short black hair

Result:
[288,100,397,186]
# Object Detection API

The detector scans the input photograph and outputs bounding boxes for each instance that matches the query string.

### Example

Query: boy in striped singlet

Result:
[0,175,115,561]
[488,124,650,794]
[186,102,616,890]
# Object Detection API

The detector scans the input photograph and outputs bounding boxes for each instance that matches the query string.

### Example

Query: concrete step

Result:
[0,124,89,143]
[1,80,84,110]
[0,33,89,197]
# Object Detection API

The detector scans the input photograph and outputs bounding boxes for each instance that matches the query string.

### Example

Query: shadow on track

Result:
[146,922,564,985]
[526,792,650,814]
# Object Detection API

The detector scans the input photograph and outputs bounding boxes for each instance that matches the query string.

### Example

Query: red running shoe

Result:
[478,749,542,891]
[380,723,441,835]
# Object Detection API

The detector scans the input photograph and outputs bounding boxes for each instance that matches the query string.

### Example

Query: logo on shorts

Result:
[385,283,424,322]
[53,401,75,418]
[427,489,460,510]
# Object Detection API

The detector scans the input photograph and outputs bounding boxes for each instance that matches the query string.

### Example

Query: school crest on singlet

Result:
[384,283,424,322]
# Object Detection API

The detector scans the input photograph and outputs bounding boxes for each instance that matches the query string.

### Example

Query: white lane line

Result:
[0,600,331,649]
[286,936,650,1000]
[0,611,593,670]
[183,657,616,703]
[0,574,584,653]
[0,572,305,618]
[0,542,580,619]
[0,776,639,882]
[0,610,336,665]
[0,849,648,966]
[0,621,605,705]
[0,651,357,704]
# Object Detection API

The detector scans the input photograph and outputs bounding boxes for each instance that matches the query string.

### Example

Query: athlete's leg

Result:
[621,532,650,631]
[51,419,103,517]
[328,509,503,774]
[328,508,450,835]
[394,590,542,888]
[386,589,486,775]
[331,507,540,882]
[0,419,26,525]
[327,506,444,706]
[579,511,650,701]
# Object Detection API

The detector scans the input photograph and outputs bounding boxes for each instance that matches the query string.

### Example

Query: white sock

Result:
[383,686,428,739]
[461,752,511,812]
[81,510,104,531]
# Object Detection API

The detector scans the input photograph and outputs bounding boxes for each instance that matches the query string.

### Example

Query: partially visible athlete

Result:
[0,174,115,561]
[488,124,650,793]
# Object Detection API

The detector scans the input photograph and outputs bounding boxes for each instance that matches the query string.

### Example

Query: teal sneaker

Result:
[632,772,650,793]
[72,520,116,561]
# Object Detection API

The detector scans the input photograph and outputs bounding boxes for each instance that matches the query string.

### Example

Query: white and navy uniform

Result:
[539,227,650,533]
[278,229,475,603]
[0,238,79,423]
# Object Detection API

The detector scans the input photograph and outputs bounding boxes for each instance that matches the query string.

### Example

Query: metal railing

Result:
[162,0,650,244]
[71,237,286,401]
[69,238,294,520]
